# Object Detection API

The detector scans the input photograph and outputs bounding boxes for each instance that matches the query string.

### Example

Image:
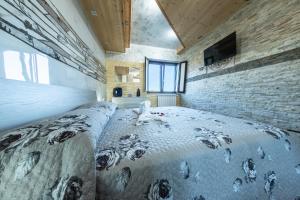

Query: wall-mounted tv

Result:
[204,32,236,66]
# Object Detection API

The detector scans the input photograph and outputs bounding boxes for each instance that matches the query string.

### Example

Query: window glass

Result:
[145,59,187,93]
[147,63,161,92]
[163,64,176,92]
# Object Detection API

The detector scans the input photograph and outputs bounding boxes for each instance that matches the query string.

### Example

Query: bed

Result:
[0,102,116,200]
[0,104,299,200]
[95,107,300,200]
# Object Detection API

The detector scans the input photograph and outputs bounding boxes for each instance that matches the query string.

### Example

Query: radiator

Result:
[157,95,177,107]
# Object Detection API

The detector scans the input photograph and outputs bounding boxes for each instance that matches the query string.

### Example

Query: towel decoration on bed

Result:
[134,101,168,126]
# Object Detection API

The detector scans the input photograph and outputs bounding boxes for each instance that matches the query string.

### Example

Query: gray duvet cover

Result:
[96,107,300,200]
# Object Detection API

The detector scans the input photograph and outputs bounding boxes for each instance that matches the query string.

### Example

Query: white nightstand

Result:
[112,97,148,108]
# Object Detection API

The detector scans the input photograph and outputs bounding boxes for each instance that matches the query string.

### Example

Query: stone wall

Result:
[180,0,300,131]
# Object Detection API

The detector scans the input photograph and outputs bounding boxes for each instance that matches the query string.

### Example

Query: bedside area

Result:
[112,97,148,108]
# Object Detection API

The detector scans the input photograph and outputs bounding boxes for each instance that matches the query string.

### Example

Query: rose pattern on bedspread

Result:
[192,195,206,200]
[42,176,83,200]
[0,133,22,153]
[119,134,149,160]
[264,171,277,200]
[0,158,4,184]
[253,124,289,140]
[0,125,42,153]
[115,167,131,192]
[257,146,266,159]
[96,148,121,170]
[46,115,90,145]
[295,164,300,174]
[0,115,90,153]
[194,127,232,149]
[96,134,149,171]
[233,178,243,192]
[224,148,232,163]
[242,158,257,183]
[146,179,173,200]
[14,151,41,180]
[179,161,190,179]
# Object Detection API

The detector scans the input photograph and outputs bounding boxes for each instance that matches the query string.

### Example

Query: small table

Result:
[112,97,148,108]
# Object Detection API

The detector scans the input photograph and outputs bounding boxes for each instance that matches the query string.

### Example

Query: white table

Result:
[112,97,148,108]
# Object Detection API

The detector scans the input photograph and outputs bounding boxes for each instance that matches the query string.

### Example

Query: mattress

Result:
[96,106,300,200]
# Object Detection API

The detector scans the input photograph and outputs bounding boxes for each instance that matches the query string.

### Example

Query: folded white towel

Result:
[134,100,166,125]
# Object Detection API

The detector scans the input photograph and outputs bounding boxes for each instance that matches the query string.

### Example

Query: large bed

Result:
[96,107,300,200]
[0,105,299,200]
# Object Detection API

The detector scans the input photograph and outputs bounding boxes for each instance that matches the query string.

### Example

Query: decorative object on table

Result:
[113,87,122,97]
[136,88,141,97]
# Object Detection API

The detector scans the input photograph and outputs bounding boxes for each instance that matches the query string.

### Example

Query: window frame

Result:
[145,58,187,94]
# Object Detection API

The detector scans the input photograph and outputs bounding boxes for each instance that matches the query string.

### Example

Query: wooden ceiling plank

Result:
[80,0,129,52]
[157,0,248,54]
[122,0,131,49]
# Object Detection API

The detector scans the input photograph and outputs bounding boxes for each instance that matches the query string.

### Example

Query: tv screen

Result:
[204,32,236,66]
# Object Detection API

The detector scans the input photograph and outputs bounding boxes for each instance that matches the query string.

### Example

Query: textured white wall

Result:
[51,0,106,65]
[0,0,106,100]
[0,31,105,100]
[0,79,97,132]
[0,0,107,131]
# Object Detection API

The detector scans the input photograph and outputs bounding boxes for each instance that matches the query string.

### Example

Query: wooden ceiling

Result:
[80,0,131,52]
[156,0,248,53]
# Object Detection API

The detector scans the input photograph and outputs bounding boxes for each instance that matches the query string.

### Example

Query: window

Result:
[145,58,187,93]
[147,62,161,92]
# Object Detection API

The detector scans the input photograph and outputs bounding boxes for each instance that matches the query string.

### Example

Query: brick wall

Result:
[180,0,300,131]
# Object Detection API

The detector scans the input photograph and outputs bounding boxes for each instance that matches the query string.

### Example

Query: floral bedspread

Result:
[0,102,116,200]
[96,107,300,200]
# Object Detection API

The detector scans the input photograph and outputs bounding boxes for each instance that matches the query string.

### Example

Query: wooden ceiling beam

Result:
[122,0,131,49]
[80,0,131,53]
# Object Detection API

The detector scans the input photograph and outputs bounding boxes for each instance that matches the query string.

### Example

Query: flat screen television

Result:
[204,32,236,66]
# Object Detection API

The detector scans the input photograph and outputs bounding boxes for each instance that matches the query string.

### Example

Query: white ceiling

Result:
[131,0,181,50]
